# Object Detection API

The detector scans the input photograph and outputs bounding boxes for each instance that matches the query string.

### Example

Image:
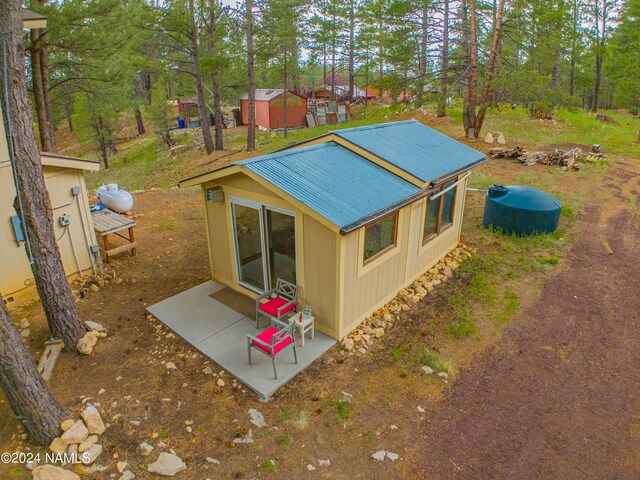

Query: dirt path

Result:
[416,163,640,479]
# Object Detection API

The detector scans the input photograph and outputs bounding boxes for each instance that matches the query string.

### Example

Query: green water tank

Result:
[482,185,562,235]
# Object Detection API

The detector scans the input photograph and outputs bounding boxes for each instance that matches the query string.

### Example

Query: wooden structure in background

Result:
[91,209,137,263]
[240,89,308,129]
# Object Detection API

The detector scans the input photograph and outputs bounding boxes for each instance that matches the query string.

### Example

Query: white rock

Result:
[390,424,397,430]
[421,366,434,375]
[437,372,449,379]
[248,409,265,428]
[139,442,154,455]
[497,133,507,144]
[372,450,386,462]
[61,420,89,445]
[166,362,177,370]
[32,465,80,480]
[77,331,99,355]
[205,457,220,464]
[307,464,316,471]
[202,366,213,375]
[81,405,106,435]
[417,406,425,413]
[82,444,102,464]
[233,429,254,444]
[19,318,30,329]
[484,132,495,144]
[386,452,399,461]
[147,452,187,477]
[119,471,135,480]
[85,321,106,332]
[318,459,331,466]
[116,461,128,473]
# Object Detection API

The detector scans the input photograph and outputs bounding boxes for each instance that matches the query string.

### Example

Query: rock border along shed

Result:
[179,120,485,340]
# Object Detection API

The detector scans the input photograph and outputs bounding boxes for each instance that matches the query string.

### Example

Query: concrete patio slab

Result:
[146,281,336,400]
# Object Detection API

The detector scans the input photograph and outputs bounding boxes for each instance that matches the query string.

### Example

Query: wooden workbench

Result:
[91,208,137,263]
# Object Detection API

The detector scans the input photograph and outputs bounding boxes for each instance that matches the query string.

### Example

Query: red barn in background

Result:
[240,89,308,129]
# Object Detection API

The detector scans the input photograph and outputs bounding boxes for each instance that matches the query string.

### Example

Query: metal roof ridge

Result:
[238,141,340,166]
[330,119,418,135]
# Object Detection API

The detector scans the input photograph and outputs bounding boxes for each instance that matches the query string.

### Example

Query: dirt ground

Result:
[414,158,640,479]
[1,119,638,479]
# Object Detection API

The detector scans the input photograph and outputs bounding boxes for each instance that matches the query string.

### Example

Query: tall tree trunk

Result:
[188,0,214,155]
[96,118,110,169]
[569,0,578,97]
[330,2,336,103]
[283,48,288,138]
[416,0,428,106]
[437,0,450,117]
[39,31,56,152]
[208,0,224,151]
[591,0,605,112]
[65,100,74,132]
[246,0,256,152]
[467,0,478,138]
[461,0,472,136]
[550,47,560,90]
[347,0,355,102]
[30,29,53,152]
[134,108,145,135]
[378,19,384,81]
[474,0,505,136]
[0,295,66,446]
[1,0,87,352]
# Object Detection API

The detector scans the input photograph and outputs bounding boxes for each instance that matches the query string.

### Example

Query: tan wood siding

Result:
[0,164,96,305]
[302,215,338,338]
[205,193,234,285]
[406,176,468,281]
[337,178,468,338]
[340,206,411,336]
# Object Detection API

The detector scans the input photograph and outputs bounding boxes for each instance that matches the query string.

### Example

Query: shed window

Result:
[364,212,398,264]
[423,178,457,244]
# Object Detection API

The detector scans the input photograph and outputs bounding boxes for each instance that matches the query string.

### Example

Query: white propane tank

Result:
[96,184,134,213]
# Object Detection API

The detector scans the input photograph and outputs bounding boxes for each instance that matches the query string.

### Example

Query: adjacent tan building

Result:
[0,99,100,310]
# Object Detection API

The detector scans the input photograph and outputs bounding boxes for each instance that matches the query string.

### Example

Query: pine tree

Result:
[1,0,87,352]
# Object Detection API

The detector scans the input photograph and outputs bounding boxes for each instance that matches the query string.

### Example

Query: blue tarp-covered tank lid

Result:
[486,185,562,211]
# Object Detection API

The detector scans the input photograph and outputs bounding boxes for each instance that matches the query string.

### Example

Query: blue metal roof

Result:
[331,119,485,184]
[237,143,419,229]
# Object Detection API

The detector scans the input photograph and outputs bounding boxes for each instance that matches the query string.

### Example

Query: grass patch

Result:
[420,350,451,373]
[325,399,352,421]
[291,410,311,429]
[278,434,292,447]
[445,318,477,339]
[260,458,277,473]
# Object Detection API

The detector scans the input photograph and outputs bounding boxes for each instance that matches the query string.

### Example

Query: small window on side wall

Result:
[364,212,398,264]
[423,178,458,244]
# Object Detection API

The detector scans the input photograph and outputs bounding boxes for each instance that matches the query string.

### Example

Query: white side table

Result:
[290,312,315,347]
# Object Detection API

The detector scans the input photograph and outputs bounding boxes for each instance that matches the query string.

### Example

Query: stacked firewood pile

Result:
[489,145,608,171]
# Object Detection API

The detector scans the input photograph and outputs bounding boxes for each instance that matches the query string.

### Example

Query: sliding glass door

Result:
[231,198,296,293]
[266,209,296,287]
[231,203,266,292]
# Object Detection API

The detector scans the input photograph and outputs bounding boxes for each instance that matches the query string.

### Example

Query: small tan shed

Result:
[179,120,485,340]
[0,118,100,308]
